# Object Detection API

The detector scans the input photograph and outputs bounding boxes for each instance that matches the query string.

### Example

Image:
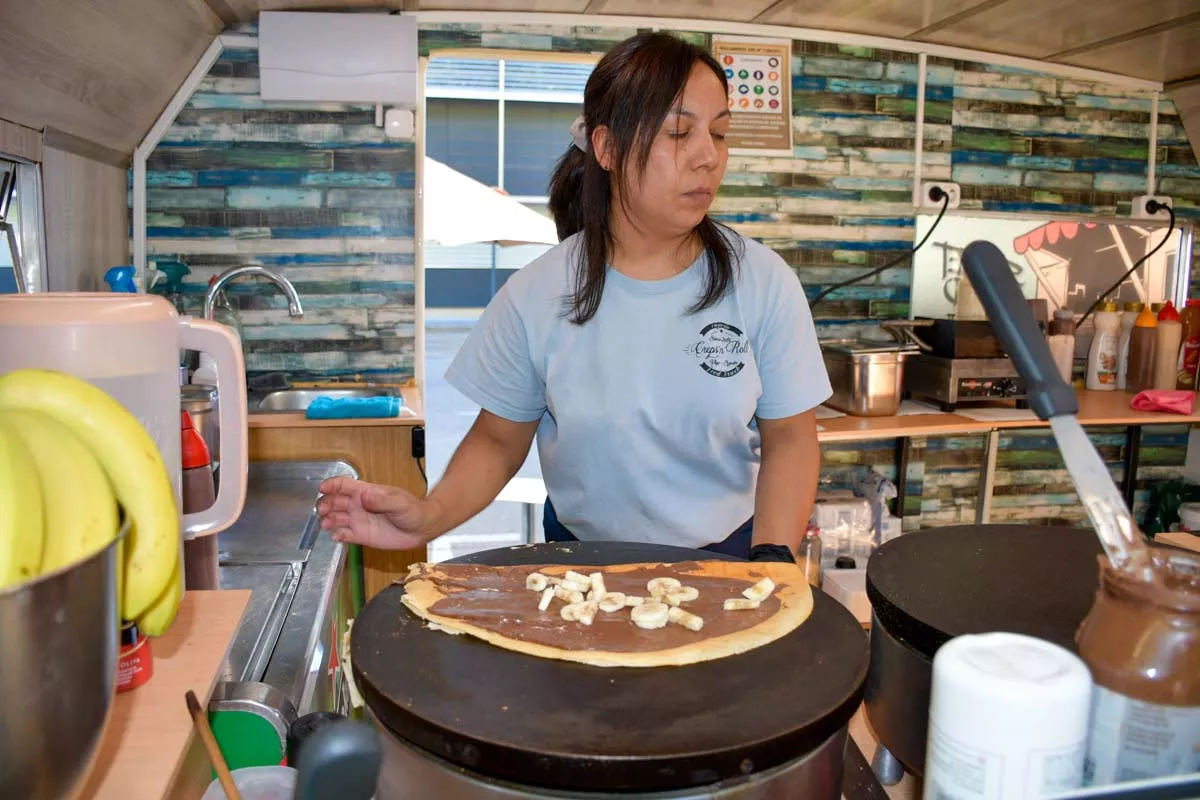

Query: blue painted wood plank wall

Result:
[137,20,1200,528]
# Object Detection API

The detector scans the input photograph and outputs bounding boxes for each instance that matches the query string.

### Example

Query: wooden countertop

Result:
[79,590,250,800]
[248,386,425,428]
[818,390,1200,444]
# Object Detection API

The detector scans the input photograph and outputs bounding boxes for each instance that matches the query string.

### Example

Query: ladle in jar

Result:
[960,241,1155,582]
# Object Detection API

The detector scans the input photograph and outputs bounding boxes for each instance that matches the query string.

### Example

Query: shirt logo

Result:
[684,322,749,378]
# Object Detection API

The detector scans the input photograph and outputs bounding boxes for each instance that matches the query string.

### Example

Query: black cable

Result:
[812,189,951,305]
[1078,201,1176,328]
[416,456,427,484]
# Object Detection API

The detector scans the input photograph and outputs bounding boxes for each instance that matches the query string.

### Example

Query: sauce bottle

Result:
[1076,549,1200,786]
[1086,302,1121,391]
[1176,299,1200,390]
[1127,305,1158,394]
[1049,309,1078,384]
[180,411,219,591]
[1116,302,1142,390]
[1154,301,1182,390]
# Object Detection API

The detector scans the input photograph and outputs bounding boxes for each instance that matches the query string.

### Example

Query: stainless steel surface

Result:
[208,681,299,749]
[1049,416,1153,579]
[374,710,849,799]
[203,264,304,321]
[903,354,1025,410]
[821,340,917,417]
[975,429,1000,525]
[253,387,400,413]
[870,745,905,786]
[182,383,219,468]
[219,563,300,683]
[3,221,25,294]
[214,459,357,712]
[0,530,123,800]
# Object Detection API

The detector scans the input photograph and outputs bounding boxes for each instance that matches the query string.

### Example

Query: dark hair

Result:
[547,32,742,325]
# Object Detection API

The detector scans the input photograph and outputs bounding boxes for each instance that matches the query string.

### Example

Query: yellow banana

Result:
[0,369,179,619]
[136,557,183,637]
[0,417,45,587]
[2,409,119,573]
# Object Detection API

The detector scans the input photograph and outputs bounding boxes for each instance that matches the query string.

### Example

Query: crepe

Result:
[400,559,814,668]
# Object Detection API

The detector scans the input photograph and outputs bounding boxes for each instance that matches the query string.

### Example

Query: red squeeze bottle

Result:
[181,411,219,591]
[1177,299,1200,390]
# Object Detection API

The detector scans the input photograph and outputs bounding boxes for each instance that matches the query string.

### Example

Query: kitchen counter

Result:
[78,590,251,800]
[215,459,357,712]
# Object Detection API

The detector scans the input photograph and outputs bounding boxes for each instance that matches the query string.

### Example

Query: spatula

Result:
[959,240,1155,582]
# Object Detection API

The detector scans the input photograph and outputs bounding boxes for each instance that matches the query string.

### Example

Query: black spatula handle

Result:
[960,240,1078,420]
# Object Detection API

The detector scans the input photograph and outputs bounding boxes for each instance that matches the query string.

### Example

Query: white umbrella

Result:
[422,156,560,247]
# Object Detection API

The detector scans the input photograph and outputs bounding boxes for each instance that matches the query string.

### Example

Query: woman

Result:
[317,32,831,562]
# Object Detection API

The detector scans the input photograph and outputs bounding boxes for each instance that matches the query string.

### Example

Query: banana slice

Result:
[597,592,627,612]
[526,573,549,592]
[589,572,607,597]
[538,587,555,612]
[743,577,776,603]
[625,595,646,607]
[576,601,598,626]
[561,579,590,593]
[561,602,584,621]
[667,606,704,632]
[724,598,761,611]
[664,586,699,606]
[555,586,585,605]
[630,601,670,630]
[647,577,681,599]
[564,570,592,587]
[546,576,563,586]
[586,588,598,603]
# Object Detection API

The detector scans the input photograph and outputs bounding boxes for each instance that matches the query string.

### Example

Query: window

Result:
[425,56,592,200]
[0,157,44,294]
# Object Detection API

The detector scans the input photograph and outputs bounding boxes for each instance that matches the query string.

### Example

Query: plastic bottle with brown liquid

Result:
[1176,299,1200,390]
[1154,301,1183,390]
[1126,305,1158,394]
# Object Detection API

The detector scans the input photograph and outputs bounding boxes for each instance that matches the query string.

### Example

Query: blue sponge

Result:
[305,395,401,420]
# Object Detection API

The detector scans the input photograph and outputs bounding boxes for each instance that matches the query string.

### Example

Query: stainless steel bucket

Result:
[820,340,918,417]
[0,527,123,800]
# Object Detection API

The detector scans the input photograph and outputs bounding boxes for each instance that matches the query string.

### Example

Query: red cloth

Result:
[1130,390,1196,415]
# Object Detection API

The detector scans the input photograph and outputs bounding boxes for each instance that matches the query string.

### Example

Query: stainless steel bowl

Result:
[0,529,123,799]
[821,339,918,417]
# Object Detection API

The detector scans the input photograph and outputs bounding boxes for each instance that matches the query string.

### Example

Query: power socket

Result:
[919,181,961,210]
[1131,195,1173,219]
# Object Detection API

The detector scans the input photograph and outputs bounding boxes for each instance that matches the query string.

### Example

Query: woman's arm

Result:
[752,409,821,554]
[422,409,540,537]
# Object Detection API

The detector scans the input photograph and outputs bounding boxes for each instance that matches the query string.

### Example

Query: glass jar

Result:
[1076,548,1200,786]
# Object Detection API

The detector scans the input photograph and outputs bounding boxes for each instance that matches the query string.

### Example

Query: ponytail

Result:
[547,144,588,241]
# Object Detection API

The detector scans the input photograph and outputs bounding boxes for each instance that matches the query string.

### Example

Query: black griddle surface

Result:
[352,541,868,793]
[866,525,1103,657]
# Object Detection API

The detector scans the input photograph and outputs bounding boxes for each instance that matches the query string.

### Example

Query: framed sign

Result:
[711,35,793,156]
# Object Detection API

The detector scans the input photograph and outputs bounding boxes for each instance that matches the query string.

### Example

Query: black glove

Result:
[748,543,795,563]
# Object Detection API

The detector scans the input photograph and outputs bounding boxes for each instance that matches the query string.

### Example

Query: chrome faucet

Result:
[203,264,304,320]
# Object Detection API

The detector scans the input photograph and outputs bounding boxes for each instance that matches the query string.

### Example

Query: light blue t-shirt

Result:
[445,231,832,548]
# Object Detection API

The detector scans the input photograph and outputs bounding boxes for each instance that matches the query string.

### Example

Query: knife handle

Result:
[960,240,1079,420]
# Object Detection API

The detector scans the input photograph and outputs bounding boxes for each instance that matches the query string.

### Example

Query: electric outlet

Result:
[919,181,961,210]
[1131,195,1173,219]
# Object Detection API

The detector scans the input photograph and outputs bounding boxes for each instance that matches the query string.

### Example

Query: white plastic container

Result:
[202,766,296,800]
[1086,303,1121,391]
[923,632,1093,800]
[1116,303,1140,390]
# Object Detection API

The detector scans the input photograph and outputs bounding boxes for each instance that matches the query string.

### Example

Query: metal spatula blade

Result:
[960,240,1154,580]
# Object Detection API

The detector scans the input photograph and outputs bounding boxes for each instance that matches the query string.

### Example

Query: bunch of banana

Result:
[0,368,183,636]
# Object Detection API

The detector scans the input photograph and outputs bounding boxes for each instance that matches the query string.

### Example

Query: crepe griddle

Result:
[351,541,869,793]
[867,524,1103,655]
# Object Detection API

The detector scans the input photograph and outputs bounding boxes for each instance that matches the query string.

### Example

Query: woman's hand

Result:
[316,477,439,550]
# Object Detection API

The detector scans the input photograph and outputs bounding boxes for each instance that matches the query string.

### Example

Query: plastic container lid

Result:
[1159,301,1180,322]
[1179,503,1200,532]
[1123,301,1145,312]
[201,766,296,800]
[1097,301,1119,313]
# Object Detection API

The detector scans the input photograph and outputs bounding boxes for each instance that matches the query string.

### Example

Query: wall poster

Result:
[711,35,793,156]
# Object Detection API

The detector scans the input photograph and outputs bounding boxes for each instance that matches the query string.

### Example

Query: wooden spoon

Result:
[186,689,241,800]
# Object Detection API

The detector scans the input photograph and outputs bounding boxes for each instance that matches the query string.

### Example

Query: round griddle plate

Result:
[352,542,868,793]
[866,525,1104,658]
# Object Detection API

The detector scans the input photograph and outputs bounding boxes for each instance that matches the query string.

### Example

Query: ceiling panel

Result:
[588,0,774,20]
[1053,18,1200,83]
[756,0,986,38]
[923,0,1200,59]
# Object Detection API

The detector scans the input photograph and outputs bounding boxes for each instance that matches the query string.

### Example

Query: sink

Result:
[253,387,399,413]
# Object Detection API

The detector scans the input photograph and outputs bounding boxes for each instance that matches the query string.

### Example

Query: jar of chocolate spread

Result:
[1076,548,1200,786]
